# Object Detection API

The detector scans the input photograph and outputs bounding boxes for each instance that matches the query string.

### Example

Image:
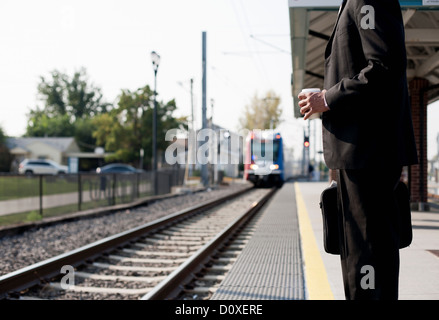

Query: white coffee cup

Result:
[300,88,322,120]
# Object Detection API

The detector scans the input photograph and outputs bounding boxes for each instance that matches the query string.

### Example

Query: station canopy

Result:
[289,0,439,117]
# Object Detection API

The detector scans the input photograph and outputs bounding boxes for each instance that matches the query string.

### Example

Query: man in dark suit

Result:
[298,0,418,300]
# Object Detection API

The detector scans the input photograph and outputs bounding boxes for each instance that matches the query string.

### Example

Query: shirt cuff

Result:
[323,93,330,110]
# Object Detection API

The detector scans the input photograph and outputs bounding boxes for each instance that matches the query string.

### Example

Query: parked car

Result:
[96,163,144,174]
[18,159,69,175]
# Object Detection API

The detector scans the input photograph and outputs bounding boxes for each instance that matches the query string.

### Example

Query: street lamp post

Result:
[151,51,160,193]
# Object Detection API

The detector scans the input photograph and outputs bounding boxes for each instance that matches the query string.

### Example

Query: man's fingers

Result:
[300,102,310,115]
[303,110,313,120]
[298,98,307,107]
[299,97,309,115]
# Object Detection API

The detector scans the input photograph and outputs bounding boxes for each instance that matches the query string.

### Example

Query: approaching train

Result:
[244,130,284,187]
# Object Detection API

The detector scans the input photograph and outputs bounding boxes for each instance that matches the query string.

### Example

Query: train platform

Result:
[211,181,439,300]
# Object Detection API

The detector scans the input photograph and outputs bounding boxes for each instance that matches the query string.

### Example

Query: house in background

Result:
[6,137,112,173]
[7,137,80,165]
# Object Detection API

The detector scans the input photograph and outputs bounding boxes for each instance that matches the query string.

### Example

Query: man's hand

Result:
[298,89,329,120]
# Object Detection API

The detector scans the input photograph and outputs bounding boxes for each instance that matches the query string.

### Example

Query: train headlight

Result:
[269,164,279,170]
[250,164,259,170]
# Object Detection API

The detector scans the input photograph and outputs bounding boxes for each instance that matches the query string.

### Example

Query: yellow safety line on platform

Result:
[294,182,334,300]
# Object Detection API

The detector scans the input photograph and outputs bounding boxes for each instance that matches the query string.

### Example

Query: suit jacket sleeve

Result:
[324,0,407,112]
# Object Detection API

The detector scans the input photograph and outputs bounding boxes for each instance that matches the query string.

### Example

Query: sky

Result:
[0,0,438,161]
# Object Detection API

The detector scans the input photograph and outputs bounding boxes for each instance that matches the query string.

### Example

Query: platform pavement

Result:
[295,181,439,300]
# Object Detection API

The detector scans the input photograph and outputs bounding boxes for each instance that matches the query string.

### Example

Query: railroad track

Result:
[172,204,266,301]
[0,186,277,300]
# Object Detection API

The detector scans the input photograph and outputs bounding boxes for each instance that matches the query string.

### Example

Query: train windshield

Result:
[251,139,280,162]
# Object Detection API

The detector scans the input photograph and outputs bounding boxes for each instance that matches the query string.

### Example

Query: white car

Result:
[18,159,69,175]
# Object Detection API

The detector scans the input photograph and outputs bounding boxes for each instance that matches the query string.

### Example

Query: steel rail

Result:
[141,187,277,300]
[0,186,253,299]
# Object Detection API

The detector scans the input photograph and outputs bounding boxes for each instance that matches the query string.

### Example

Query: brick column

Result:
[408,77,429,210]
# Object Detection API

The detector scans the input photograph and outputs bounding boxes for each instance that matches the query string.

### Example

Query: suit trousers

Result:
[336,167,402,300]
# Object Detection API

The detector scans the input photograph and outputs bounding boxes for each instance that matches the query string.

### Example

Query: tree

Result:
[0,126,13,172]
[26,109,75,137]
[25,68,110,151]
[238,90,283,130]
[36,67,111,119]
[74,117,99,152]
[93,85,187,169]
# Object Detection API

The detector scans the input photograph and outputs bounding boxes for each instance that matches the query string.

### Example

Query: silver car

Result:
[18,159,69,175]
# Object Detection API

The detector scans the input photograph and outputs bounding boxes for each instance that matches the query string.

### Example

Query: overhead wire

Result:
[229,0,272,89]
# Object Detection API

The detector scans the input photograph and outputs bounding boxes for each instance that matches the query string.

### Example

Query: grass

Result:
[0,177,155,228]
[0,175,80,201]
[0,176,39,200]
[0,202,102,227]
[0,175,145,201]
[0,193,155,227]
[25,211,43,222]
[0,173,164,227]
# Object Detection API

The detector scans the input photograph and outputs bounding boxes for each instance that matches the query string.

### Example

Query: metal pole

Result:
[78,173,82,212]
[302,129,306,176]
[151,51,160,194]
[191,78,194,134]
[190,78,194,177]
[185,78,195,184]
[201,31,208,187]
[313,119,316,166]
[153,69,158,195]
[153,70,157,172]
[39,175,43,217]
[420,86,425,209]
[211,98,217,185]
[139,148,144,170]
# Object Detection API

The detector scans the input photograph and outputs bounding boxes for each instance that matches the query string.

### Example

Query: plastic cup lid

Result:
[301,88,321,93]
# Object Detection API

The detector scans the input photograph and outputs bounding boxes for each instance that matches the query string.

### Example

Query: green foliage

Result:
[74,117,99,152]
[24,68,187,168]
[25,68,110,148]
[37,70,67,116]
[239,90,283,130]
[0,126,13,172]
[36,67,111,119]
[0,126,7,145]
[26,111,75,137]
[25,211,42,222]
[93,85,188,169]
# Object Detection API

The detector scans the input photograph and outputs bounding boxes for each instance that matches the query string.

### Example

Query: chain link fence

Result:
[0,167,185,227]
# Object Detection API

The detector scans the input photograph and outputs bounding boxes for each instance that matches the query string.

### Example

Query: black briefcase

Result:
[319,180,340,255]
[319,180,413,255]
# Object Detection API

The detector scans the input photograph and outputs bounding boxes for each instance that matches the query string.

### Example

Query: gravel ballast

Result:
[0,183,250,277]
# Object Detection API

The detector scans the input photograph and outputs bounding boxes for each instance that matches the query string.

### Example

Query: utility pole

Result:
[191,78,194,135]
[201,31,208,187]
[211,98,217,185]
[178,78,195,185]
[151,51,160,194]
[183,78,195,186]
[189,78,194,178]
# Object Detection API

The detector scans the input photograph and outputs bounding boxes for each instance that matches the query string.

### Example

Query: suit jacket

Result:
[323,0,418,169]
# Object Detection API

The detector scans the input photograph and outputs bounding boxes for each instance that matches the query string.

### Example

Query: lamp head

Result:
[151,51,160,70]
